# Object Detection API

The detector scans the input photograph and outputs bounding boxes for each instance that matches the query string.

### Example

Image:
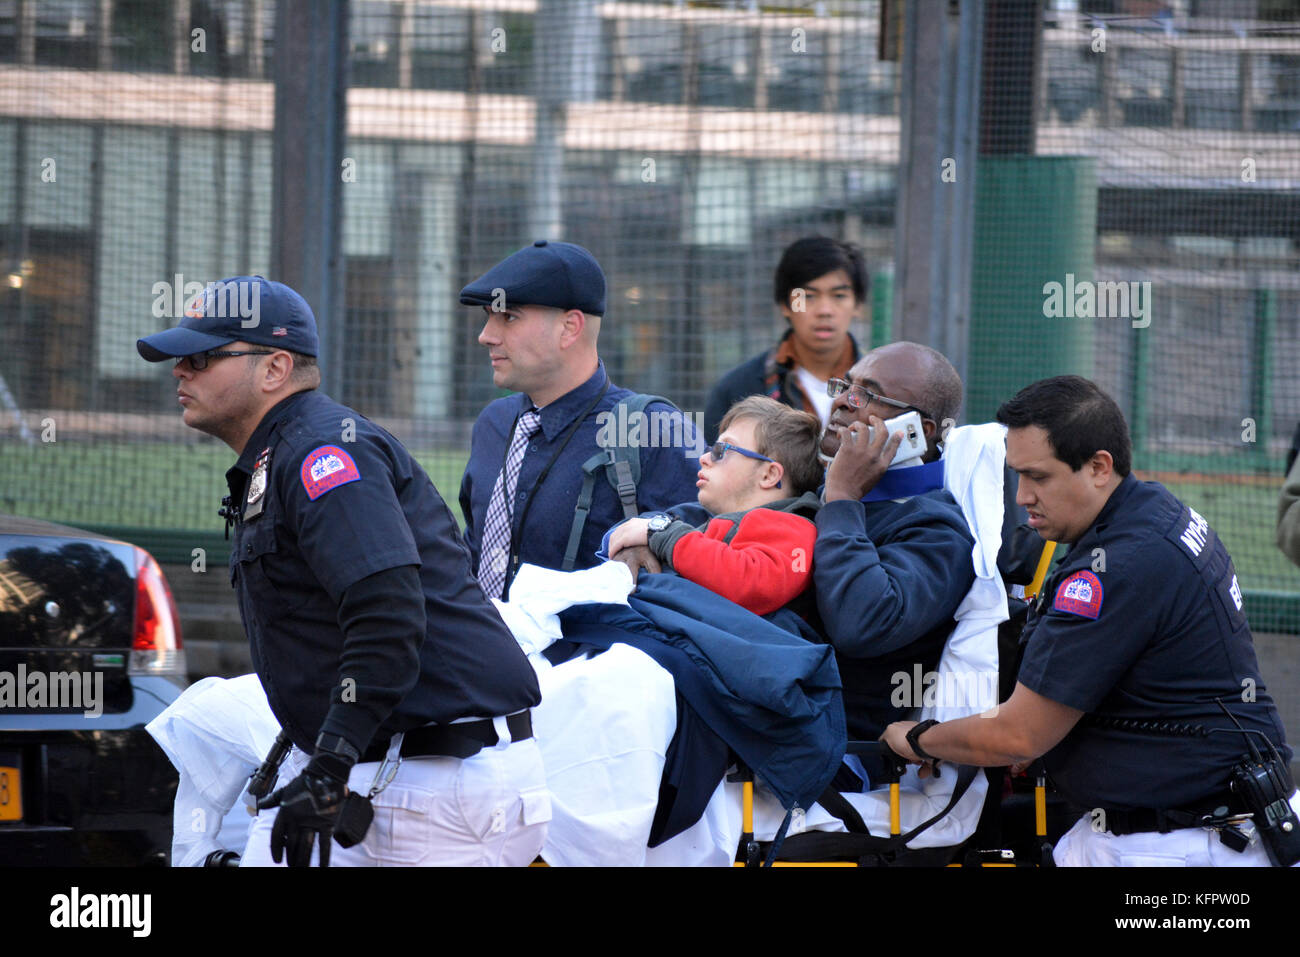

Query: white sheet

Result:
[533,643,676,866]
[145,674,280,866]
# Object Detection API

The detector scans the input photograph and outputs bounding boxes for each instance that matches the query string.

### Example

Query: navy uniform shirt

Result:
[812,487,976,741]
[459,360,702,595]
[1018,474,1290,811]
[226,390,540,755]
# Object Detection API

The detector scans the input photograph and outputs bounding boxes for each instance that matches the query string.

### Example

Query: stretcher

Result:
[732,524,1062,868]
[732,742,1058,867]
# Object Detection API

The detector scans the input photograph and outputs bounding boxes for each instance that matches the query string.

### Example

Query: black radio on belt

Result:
[1230,747,1300,866]
[1217,700,1300,867]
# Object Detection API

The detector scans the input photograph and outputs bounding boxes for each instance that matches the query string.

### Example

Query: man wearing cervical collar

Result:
[812,342,975,744]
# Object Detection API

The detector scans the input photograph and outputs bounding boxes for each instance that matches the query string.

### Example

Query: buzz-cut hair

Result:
[718,396,824,497]
[287,351,320,388]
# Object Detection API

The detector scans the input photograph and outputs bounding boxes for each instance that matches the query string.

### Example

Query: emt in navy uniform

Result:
[883,376,1297,867]
[138,276,549,867]
[459,240,701,598]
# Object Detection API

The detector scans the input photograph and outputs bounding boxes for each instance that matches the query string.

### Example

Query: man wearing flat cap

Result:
[459,240,701,598]
[139,276,548,867]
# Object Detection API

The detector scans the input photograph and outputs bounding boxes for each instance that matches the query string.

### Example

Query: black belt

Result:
[360,711,532,764]
[1098,793,1243,836]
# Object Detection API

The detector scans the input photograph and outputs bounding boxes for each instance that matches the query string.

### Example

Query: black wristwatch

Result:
[906,719,941,761]
[647,514,673,533]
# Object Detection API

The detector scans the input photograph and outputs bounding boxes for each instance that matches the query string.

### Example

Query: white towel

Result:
[493,560,635,661]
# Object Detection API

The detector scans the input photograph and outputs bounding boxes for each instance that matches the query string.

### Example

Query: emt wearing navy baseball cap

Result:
[136,277,320,446]
[137,275,318,360]
[139,276,546,867]
[458,240,701,598]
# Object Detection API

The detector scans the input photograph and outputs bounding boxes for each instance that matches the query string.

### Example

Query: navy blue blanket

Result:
[557,574,845,823]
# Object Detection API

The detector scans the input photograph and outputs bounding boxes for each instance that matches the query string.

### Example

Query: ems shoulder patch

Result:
[300,445,361,500]
[1053,569,1104,620]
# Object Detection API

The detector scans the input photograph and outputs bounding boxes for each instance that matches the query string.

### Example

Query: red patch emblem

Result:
[1053,570,1104,620]
[300,445,361,500]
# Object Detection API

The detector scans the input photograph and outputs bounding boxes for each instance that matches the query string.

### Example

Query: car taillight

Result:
[130,546,186,676]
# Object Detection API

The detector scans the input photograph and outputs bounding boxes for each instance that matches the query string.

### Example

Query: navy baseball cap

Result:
[136,276,319,361]
[459,240,606,316]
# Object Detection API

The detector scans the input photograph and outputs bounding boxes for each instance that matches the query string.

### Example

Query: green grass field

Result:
[3,443,1296,599]
[0,441,469,531]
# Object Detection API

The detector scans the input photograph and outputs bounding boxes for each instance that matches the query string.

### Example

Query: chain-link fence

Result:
[1021,6,1300,620]
[1,0,1298,635]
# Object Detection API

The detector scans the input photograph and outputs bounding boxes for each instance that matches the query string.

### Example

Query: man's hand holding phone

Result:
[823,413,908,503]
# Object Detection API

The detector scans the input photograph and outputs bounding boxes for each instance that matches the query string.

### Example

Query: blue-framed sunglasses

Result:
[705,442,782,489]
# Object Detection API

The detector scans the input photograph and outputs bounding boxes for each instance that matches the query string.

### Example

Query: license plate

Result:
[0,765,21,821]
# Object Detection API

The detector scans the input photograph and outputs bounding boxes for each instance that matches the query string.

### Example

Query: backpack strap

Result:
[605,394,677,483]
[561,394,682,571]
[562,452,613,571]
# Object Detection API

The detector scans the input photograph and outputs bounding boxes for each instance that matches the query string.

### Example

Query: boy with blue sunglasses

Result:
[608,396,823,615]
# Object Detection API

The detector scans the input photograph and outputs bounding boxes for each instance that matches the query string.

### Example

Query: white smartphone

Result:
[866,410,927,466]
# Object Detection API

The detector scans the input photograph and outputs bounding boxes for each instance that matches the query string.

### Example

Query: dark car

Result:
[0,514,186,866]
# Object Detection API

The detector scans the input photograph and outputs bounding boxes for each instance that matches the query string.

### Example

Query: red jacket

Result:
[648,493,820,616]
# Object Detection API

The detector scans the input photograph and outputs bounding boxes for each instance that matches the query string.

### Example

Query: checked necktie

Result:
[477,407,541,599]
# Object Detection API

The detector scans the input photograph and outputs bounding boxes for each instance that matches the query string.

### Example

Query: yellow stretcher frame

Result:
[736,539,1062,868]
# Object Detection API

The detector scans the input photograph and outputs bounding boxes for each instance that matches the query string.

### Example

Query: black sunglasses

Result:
[174,350,274,372]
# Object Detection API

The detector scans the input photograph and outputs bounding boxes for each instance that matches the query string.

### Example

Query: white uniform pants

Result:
[1053,791,1300,867]
[241,729,550,867]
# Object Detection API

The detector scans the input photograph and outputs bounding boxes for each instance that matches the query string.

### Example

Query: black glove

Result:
[257,740,355,868]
